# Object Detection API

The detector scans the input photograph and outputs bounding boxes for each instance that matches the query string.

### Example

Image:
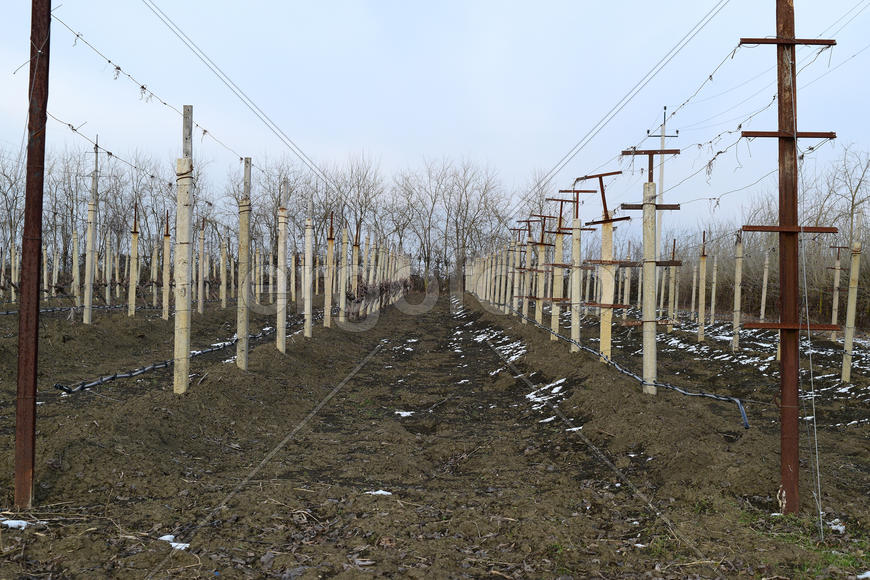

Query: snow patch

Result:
[158,534,190,550]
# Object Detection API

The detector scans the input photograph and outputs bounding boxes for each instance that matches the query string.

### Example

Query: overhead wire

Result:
[52,14,253,170]
[139,0,340,194]
[502,0,732,224]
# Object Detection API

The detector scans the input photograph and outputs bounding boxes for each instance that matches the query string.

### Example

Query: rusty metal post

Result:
[775,0,803,514]
[15,0,51,509]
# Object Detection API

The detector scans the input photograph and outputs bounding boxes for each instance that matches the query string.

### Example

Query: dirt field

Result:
[0,291,868,578]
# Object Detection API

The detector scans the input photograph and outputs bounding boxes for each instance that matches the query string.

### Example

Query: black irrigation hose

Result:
[0,298,231,316]
[493,300,750,429]
[53,313,314,394]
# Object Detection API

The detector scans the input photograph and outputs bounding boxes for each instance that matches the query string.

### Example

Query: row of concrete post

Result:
[470,179,864,389]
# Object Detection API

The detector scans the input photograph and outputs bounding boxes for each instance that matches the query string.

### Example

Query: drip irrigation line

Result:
[53,312,316,394]
[494,300,750,429]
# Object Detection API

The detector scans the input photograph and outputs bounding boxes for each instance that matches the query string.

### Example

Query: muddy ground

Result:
[0,291,868,578]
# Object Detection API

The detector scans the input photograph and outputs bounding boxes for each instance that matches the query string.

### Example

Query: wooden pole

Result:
[128,205,139,317]
[236,158,252,371]
[14,0,51,509]
[173,106,195,392]
[642,182,657,394]
[304,216,313,338]
[690,263,697,321]
[732,233,744,352]
[277,207,287,352]
[841,236,861,382]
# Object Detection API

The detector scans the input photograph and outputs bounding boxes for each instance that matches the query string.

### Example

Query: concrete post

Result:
[535,241,546,325]
[173,150,195,393]
[760,249,770,322]
[667,260,677,333]
[42,245,48,300]
[277,207,288,352]
[830,249,842,341]
[584,264,593,316]
[114,241,120,299]
[709,255,718,326]
[162,228,171,321]
[51,244,58,297]
[72,231,81,307]
[599,221,615,362]
[732,234,744,352]
[339,229,348,323]
[551,234,564,340]
[657,261,667,318]
[841,238,861,382]
[198,222,205,314]
[236,158,252,371]
[128,214,139,317]
[570,218,581,352]
[522,242,532,322]
[690,264,697,322]
[512,241,521,314]
[642,182,657,394]
[290,251,296,307]
[220,238,227,309]
[304,217,313,338]
[698,252,707,342]
[151,244,159,308]
[104,243,111,306]
[324,232,335,327]
[270,250,275,304]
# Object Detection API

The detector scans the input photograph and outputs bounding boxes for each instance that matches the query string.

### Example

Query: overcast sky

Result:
[1,1,868,238]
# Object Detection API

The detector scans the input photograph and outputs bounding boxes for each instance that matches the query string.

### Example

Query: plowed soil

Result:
[0,291,868,578]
